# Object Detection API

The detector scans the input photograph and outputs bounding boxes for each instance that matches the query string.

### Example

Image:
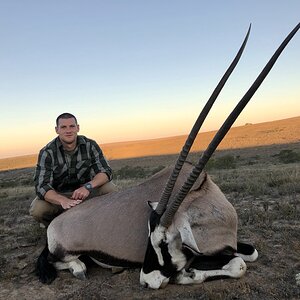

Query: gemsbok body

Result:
[36,23,300,288]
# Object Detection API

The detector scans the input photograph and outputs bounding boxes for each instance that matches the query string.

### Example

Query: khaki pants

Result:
[29,181,117,227]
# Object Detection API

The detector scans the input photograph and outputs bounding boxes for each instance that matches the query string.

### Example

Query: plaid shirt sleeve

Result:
[34,149,54,199]
[89,140,113,181]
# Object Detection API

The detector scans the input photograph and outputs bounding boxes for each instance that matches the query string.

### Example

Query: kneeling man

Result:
[30,112,117,227]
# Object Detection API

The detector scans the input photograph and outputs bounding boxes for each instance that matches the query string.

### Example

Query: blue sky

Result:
[0,1,299,158]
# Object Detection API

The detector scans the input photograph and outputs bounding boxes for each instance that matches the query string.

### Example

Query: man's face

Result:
[55,117,79,145]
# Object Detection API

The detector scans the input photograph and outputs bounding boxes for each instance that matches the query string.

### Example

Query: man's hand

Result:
[61,198,83,209]
[45,190,83,210]
[71,186,90,201]
[45,190,83,209]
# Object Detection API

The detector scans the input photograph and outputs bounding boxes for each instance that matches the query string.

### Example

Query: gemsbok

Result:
[36,23,300,289]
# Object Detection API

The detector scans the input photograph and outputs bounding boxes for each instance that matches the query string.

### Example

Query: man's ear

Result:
[77,124,80,132]
[55,126,59,134]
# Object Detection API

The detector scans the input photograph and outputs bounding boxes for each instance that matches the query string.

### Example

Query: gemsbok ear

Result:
[147,201,158,210]
[190,171,207,192]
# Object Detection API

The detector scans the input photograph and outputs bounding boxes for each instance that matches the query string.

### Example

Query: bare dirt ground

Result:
[0,143,300,299]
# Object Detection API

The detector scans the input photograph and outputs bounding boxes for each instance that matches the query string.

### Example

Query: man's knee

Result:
[29,196,63,226]
[98,181,118,195]
[29,197,43,219]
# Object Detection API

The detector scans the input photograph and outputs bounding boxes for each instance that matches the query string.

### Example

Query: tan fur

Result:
[48,163,237,263]
[178,174,237,254]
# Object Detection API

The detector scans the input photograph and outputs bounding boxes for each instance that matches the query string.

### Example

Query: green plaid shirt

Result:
[34,135,112,199]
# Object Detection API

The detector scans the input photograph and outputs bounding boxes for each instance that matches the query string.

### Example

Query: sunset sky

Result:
[0,1,299,158]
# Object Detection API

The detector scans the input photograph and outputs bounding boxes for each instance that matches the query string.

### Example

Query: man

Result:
[30,112,116,227]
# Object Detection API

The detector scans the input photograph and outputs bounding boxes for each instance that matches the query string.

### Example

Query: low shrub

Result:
[273,149,300,164]
[206,155,236,170]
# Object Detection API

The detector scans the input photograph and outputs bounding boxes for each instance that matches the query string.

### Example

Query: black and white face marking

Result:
[140,210,175,289]
[140,206,188,289]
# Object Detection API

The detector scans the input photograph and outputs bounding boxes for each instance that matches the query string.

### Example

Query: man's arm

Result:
[35,149,83,209]
[90,140,113,181]
[34,149,54,200]
[71,172,109,200]
[89,172,109,188]
[71,140,111,201]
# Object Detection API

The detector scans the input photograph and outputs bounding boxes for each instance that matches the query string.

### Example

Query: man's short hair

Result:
[56,113,78,126]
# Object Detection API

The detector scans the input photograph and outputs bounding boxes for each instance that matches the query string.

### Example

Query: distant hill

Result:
[1,116,299,171]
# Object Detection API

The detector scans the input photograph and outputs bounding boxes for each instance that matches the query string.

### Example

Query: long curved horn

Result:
[154,25,252,216]
[160,22,300,228]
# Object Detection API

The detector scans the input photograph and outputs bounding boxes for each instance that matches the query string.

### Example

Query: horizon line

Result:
[0,115,299,160]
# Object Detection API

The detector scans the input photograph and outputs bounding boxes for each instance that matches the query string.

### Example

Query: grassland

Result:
[0,141,299,299]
